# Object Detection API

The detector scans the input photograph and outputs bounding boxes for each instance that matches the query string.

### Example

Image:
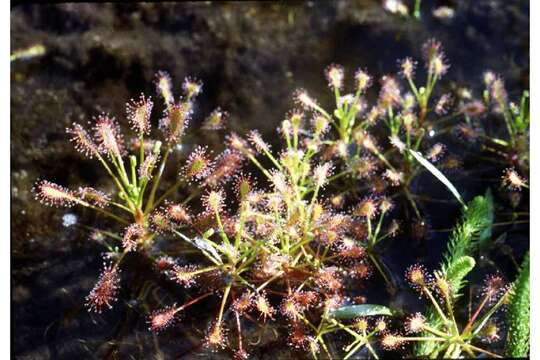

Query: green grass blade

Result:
[408,149,466,208]
[329,304,393,319]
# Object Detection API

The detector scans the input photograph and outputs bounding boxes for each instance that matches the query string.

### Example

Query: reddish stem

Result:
[235,311,244,355]
[175,292,212,314]
[462,292,490,335]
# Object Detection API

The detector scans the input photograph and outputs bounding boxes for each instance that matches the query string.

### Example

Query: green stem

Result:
[214,208,231,246]
[312,103,332,120]
[462,292,490,335]
[403,187,422,219]
[463,343,502,358]
[145,146,172,213]
[109,201,132,213]
[217,284,232,324]
[364,334,379,360]
[139,134,145,173]
[372,148,397,172]
[245,152,272,180]
[422,324,450,338]
[422,286,449,324]
[469,290,509,338]
[368,253,391,287]
[111,153,131,192]
[96,154,135,210]
[413,0,421,19]
[372,212,385,244]
[399,336,445,342]
[75,198,129,224]
[130,155,138,190]
[261,146,282,171]
[90,206,130,225]
[256,271,284,292]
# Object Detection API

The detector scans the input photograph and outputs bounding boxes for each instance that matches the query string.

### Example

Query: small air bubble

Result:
[62,213,78,227]
[428,130,436,137]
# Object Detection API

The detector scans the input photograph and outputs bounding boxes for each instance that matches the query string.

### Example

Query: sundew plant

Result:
[34,39,529,359]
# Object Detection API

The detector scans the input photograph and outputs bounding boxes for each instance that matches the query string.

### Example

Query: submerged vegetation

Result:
[505,251,530,358]
[34,39,529,358]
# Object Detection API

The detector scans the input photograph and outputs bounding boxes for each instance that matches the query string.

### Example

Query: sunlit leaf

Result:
[409,149,466,208]
[329,304,393,319]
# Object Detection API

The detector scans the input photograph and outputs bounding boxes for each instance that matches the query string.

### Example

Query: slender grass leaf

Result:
[408,149,466,208]
[176,231,223,264]
[329,304,393,319]
[490,137,510,147]
[193,236,223,262]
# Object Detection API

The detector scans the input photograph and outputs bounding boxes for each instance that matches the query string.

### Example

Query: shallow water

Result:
[11,2,529,358]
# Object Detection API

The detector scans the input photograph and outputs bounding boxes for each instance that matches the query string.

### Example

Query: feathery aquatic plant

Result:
[505,251,529,357]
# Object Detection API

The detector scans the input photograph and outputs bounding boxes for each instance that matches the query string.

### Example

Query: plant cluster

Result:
[34,39,529,358]
[297,40,457,219]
